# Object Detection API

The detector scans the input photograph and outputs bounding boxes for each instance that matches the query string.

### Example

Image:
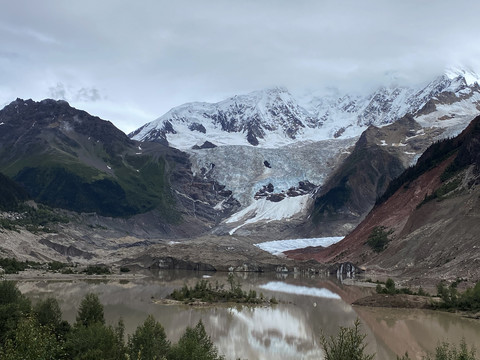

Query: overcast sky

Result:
[1,1,480,134]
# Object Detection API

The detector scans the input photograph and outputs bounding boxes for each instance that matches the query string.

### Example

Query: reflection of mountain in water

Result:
[212,307,323,360]
[16,273,480,359]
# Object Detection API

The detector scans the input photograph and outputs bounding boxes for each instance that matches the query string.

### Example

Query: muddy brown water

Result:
[17,271,480,360]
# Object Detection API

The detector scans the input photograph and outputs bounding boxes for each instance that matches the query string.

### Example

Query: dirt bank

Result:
[352,293,437,309]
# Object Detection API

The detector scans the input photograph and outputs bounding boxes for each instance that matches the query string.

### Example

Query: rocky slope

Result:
[286,116,480,283]
[301,115,445,236]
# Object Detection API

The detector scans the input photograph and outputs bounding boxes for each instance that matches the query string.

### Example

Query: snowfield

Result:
[254,237,344,256]
[259,282,341,299]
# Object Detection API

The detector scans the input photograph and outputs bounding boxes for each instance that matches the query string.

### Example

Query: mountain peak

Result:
[444,67,480,86]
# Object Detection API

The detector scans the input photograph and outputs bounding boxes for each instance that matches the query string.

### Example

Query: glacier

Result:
[254,237,344,256]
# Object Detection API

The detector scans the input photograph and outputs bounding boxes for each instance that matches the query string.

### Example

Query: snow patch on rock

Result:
[227,195,311,235]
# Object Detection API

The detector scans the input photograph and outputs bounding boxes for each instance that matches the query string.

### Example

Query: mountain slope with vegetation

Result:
[0,172,28,211]
[0,98,238,225]
[0,98,176,218]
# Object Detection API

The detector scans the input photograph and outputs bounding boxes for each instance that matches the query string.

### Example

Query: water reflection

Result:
[259,281,341,299]
[217,307,324,359]
[16,272,480,360]
[356,306,480,360]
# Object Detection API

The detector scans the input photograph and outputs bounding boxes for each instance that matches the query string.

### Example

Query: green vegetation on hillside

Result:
[417,176,462,209]
[375,278,428,296]
[82,265,111,275]
[11,154,179,220]
[377,141,460,205]
[378,117,480,206]
[15,165,136,217]
[0,258,42,274]
[312,141,404,224]
[0,173,28,211]
[0,203,69,233]
[0,258,114,275]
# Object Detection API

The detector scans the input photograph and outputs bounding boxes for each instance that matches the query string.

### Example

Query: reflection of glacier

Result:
[259,282,341,299]
[210,307,324,360]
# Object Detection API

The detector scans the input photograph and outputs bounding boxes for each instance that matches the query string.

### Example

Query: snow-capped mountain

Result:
[130,69,480,150]
[130,87,316,148]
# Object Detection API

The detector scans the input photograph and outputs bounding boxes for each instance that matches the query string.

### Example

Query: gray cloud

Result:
[48,83,101,103]
[1,0,480,133]
[48,83,67,100]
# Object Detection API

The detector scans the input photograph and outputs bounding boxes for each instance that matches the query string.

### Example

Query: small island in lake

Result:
[162,274,278,306]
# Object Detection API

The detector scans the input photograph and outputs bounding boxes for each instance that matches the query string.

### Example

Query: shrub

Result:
[0,316,64,359]
[366,226,393,252]
[75,293,105,328]
[47,261,69,272]
[424,339,477,360]
[127,315,170,360]
[169,320,224,360]
[320,319,375,360]
[83,265,111,275]
[385,278,396,295]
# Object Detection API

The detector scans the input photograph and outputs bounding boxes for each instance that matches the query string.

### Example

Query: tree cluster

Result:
[170,275,275,305]
[375,278,427,296]
[366,226,393,253]
[0,281,224,360]
[436,280,480,311]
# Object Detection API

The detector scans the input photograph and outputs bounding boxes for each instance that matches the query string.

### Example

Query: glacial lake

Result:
[17,271,480,360]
